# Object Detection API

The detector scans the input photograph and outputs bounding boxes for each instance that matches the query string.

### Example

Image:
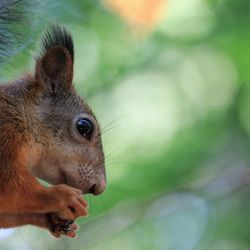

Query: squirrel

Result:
[0,2,106,239]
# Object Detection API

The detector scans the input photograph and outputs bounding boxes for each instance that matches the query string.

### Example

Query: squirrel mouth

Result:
[60,170,74,188]
[60,170,68,185]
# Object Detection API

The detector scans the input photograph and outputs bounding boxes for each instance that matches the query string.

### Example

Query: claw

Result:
[65,220,74,225]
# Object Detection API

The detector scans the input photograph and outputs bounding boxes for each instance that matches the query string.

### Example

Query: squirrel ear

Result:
[35,46,73,87]
[35,25,74,89]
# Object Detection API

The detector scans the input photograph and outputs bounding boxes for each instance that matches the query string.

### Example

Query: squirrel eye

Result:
[76,118,93,139]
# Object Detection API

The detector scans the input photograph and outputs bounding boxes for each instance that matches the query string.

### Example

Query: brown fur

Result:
[0,25,106,238]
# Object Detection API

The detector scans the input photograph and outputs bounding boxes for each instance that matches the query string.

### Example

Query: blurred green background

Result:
[0,0,250,249]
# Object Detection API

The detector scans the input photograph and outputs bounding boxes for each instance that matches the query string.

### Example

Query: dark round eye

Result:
[76,118,93,139]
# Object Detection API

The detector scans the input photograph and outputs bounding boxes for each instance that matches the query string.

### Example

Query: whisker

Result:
[94,170,107,175]
[98,125,120,137]
[101,116,123,132]
[105,146,121,160]
[91,159,105,171]
[93,163,105,171]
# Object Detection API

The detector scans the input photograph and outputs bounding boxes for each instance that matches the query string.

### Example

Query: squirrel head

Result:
[28,25,106,195]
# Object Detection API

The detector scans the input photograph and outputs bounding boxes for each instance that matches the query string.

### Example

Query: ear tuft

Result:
[35,25,74,88]
[40,24,74,61]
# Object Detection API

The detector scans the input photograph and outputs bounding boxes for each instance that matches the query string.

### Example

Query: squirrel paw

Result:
[47,214,79,238]
[49,184,88,221]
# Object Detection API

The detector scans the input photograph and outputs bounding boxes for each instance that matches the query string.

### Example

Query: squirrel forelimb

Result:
[0,25,106,237]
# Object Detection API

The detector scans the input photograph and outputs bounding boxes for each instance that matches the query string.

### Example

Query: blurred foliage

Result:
[0,0,250,249]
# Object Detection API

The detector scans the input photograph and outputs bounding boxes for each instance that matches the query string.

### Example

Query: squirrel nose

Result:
[88,180,106,196]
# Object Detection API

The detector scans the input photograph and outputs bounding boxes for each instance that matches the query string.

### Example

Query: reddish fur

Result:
[0,25,106,238]
[0,123,87,236]
[0,48,88,238]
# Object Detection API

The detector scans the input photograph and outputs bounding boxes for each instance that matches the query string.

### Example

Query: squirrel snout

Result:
[88,179,106,196]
